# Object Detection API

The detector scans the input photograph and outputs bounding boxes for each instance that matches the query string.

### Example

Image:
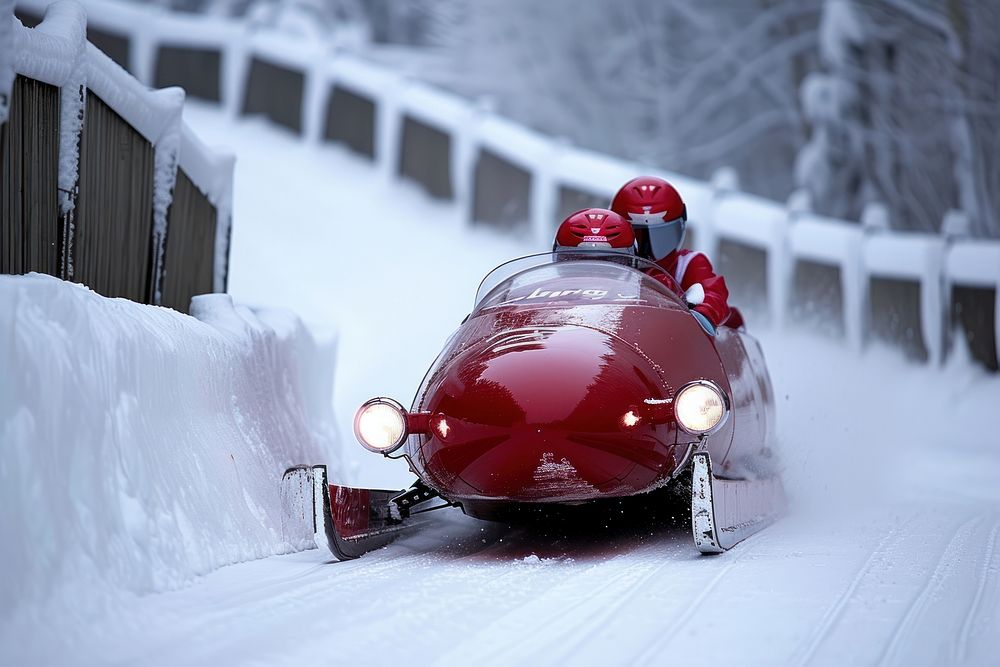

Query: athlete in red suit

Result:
[610,176,731,331]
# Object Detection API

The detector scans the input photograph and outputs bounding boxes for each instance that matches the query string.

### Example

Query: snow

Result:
[945,240,1000,287]
[818,0,864,68]
[10,0,85,88]
[712,191,785,249]
[4,94,1000,665]
[863,231,943,278]
[0,274,338,655]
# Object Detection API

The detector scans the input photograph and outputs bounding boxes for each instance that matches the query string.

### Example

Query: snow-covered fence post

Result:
[450,98,485,230]
[529,145,559,247]
[375,73,404,185]
[301,57,326,145]
[767,210,790,330]
[704,167,737,272]
[221,32,250,119]
[127,13,156,87]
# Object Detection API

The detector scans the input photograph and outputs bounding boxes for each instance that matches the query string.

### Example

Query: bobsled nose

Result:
[418,326,680,502]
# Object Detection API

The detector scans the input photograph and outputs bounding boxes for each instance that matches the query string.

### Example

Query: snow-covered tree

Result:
[794,0,868,221]
[797,0,1000,236]
[433,0,821,202]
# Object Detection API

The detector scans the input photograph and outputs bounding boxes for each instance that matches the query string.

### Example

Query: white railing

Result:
[20,0,996,368]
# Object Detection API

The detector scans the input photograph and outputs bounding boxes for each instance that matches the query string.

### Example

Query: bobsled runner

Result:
[283,251,784,560]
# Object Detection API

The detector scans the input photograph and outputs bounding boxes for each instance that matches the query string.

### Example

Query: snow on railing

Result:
[5,0,234,304]
[17,0,996,369]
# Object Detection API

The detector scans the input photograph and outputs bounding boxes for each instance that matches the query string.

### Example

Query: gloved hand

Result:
[691,308,717,336]
[684,283,705,307]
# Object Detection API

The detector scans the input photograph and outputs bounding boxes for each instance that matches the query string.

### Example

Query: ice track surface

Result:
[28,105,1000,665]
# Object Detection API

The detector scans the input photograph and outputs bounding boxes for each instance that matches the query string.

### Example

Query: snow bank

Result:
[0,274,339,644]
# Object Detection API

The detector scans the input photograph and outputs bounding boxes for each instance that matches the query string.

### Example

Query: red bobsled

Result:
[282,251,784,559]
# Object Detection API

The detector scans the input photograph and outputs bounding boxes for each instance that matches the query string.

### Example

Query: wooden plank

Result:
[160,169,217,313]
[74,91,155,302]
[0,75,61,277]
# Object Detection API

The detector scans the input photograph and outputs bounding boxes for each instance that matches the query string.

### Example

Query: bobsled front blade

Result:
[284,464,442,561]
[690,451,785,553]
[311,465,409,560]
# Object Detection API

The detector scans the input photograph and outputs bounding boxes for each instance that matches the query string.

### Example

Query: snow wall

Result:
[0,274,339,642]
[15,0,996,370]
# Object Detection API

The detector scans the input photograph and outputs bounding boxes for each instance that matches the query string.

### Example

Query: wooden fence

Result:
[1,2,233,313]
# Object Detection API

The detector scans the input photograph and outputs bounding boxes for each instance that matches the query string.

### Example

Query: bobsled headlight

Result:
[355,398,408,454]
[674,380,729,436]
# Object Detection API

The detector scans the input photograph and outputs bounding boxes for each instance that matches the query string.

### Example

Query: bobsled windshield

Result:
[473,251,684,312]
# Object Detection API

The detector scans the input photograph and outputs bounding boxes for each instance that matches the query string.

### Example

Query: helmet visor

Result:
[632,218,685,262]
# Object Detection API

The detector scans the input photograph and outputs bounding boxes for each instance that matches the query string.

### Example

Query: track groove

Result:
[792,520,907,666]
[444,550,671,665]
[954,519,1000,664]
[631,533,769,665]
[876,517,982,667]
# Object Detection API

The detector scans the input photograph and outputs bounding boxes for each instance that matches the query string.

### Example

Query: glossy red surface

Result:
[330,486,371,537]
[395,256,775,514]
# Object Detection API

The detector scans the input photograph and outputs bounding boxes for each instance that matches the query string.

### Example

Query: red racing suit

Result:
[656,249,730,327]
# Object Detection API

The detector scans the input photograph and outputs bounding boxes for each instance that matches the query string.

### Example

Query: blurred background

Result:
[133,0,1000,238]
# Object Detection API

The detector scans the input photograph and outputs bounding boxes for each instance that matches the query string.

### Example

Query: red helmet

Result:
[610,176,687,261]
[554,208,635,253]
